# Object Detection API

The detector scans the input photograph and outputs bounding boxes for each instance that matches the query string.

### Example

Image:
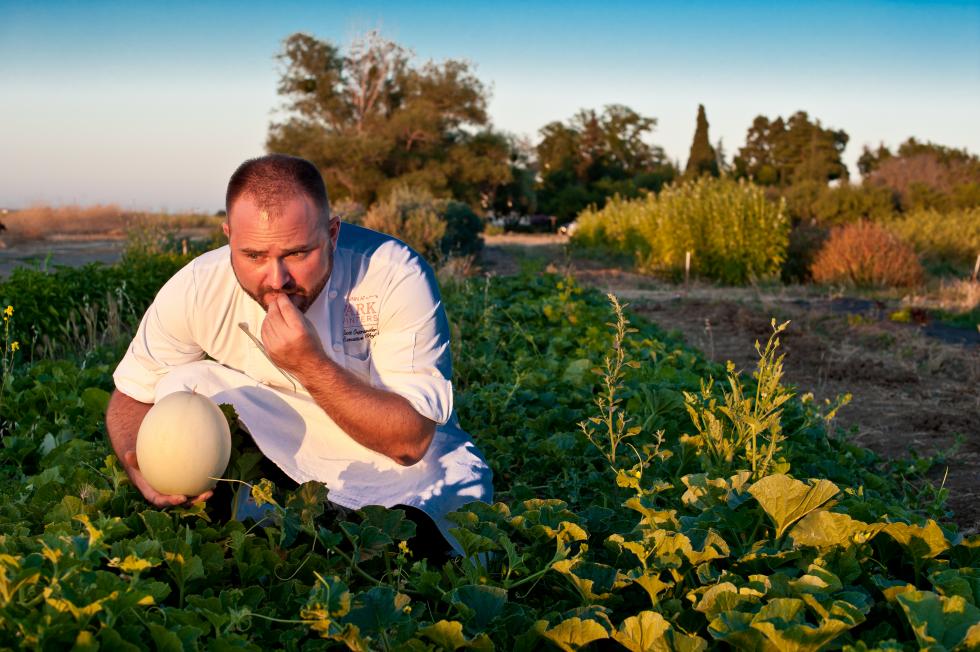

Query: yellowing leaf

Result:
[612,611,671,651]
[417,620,494,651]
[789,510,886,549]
[537,617,609,651]
[748,474,840,539]
[884,521,950,560]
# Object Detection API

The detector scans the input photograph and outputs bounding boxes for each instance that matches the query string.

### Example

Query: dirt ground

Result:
[482,234,980,534]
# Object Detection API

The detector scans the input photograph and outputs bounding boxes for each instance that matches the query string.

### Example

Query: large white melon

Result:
[136,391,232,497]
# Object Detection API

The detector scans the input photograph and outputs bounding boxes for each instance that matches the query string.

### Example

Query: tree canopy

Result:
[267,31,511,207]
[733,111,848,186]
[684,104,719,179]
[534,105,676,219]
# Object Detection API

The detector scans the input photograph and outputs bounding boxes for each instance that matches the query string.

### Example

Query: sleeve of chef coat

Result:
[368,257,454,426]
[113,261,205,403]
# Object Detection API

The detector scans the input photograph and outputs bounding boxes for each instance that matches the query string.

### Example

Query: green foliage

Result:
[267,31,511,208]
[0,252,192,359]
[362,186,483,264]
[684,104,720,179]
[536,105,677,220]
[0,257,975,648]
[886,207,980,270]
[782,180,897,226]
[573,177,789,284]
[734,111,849,187]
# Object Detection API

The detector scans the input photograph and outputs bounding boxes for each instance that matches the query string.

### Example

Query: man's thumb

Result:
[124,450,139,469]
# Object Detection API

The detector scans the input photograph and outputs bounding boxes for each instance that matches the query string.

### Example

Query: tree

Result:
[734,111,848,186]
[860,138,980,210]
[684,104,719,179]
[267,31,511,207]
[534,105,676,219]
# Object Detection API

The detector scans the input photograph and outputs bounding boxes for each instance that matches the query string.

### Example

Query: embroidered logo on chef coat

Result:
[344,294,380,342]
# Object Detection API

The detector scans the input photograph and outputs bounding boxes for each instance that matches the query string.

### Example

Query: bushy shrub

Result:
[885,207,980,270]
[441,201,483,257]
[363,187,482,264]
[574,177,789,284]
[783,181,896,226]
[781,224,829,283]
[811,221,923,288]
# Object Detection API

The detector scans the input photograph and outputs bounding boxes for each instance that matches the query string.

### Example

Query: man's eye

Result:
[245,253,262,261]
[289,251,308,259]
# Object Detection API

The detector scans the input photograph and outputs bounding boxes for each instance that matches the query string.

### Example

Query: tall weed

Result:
[574,177,789,284]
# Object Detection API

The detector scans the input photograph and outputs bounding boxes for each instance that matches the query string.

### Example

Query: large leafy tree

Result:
[684,104,720,179]
[535,105,676,219]
[858,138,980,210]
[734,111,848,186]
[267,32,511,206]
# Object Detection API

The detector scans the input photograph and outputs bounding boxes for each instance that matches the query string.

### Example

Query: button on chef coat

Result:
[113,223,492,552]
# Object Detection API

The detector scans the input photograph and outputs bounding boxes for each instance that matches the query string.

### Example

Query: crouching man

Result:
[105,154,492,558]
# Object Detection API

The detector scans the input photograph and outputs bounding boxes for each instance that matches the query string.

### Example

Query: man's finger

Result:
[191,490,213,505]
[124,450,139,469]
[276,292,303,327]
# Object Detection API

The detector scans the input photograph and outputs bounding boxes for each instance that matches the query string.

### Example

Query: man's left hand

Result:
[262,293,326,373]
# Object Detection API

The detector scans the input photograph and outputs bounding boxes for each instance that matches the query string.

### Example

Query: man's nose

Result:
[267,259,292,290]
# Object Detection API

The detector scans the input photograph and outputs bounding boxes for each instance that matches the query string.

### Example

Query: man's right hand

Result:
[122,451,213,508]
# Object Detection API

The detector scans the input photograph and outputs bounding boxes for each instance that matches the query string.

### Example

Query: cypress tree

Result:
[685,104,720,179]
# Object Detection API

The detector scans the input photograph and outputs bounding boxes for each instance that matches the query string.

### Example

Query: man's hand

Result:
[122,450,212,508]
[261,292,326,373]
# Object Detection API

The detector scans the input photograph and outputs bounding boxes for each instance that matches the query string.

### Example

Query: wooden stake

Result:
[685,250,692,292]
[973,252,979,283]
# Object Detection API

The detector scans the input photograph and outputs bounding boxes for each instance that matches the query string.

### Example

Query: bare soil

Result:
[482,234,980,533]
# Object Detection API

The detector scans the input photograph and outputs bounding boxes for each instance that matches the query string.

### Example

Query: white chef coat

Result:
[114,222,492,552]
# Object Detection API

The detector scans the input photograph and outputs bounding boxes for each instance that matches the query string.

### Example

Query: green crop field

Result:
[0,253,978,650]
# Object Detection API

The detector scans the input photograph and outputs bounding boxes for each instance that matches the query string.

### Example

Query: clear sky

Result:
[2,0,979,212]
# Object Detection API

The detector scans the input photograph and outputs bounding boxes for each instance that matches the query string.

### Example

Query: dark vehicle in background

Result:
[498,214,559,233]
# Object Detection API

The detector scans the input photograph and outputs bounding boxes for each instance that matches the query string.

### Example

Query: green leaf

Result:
[562,358,593,384]
[748,475,840,539]
[552,559,625,603]
[345,586,411,635]
[447,584,507,632]
[148,623,184,652]
[80,387,111,418]
[536,617,609,651]
[896,589,980,650]
[930,568,980,606]
[789,510,887,549]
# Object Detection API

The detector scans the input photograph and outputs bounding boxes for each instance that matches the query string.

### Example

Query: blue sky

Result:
[2,0,979,212]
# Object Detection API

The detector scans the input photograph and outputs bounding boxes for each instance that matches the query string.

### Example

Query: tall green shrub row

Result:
[574,177,789,284]
[886,207,980,268]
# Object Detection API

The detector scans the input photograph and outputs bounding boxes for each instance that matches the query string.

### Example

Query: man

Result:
[105,154,492,555]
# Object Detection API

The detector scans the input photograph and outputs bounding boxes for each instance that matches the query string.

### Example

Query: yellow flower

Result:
[3,306,12,318]
[9,342,18,352]
[398,540,412,557]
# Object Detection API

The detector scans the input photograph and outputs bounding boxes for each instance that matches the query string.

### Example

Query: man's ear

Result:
[328,216,341,247]
[222,221,230,239]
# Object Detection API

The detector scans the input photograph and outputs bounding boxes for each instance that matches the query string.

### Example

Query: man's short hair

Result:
[225,154,330,220]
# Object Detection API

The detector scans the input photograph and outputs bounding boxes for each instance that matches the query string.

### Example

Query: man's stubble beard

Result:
[232,247,333,314]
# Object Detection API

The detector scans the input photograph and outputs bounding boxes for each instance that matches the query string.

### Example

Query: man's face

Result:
[224,193,340,313]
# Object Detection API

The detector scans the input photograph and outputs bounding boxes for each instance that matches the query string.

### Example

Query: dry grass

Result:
[0,204,219,244]
[905,279,980,315]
